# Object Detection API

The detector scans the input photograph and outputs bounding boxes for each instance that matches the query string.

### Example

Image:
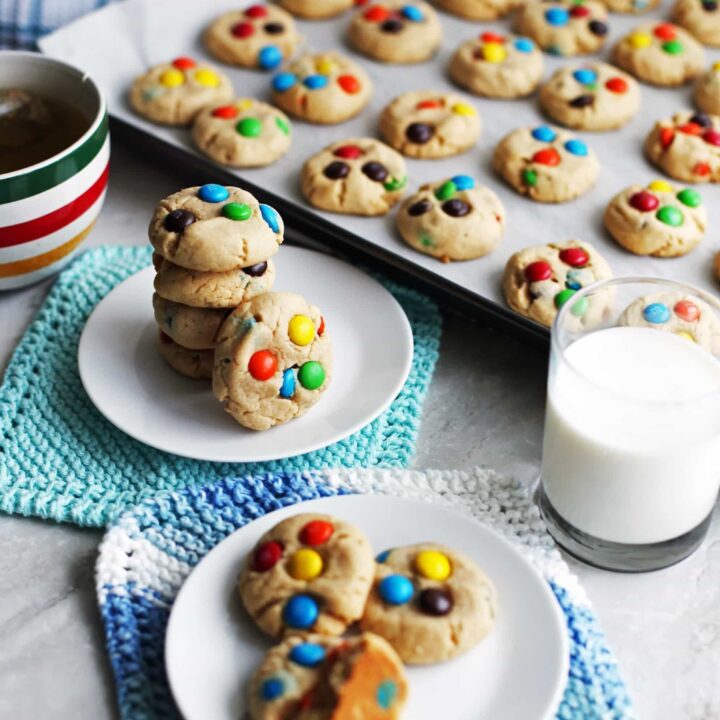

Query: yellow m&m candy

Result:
[288,315,316,346]
[288,548,324,580]
[648,179,674,193]
[415,550,452,581]
[316,58,336,75]
[237,99,254,110]
[629,32,652,49]
[676,331,695,342]
[713,61,720,72]
[452,102,476,117]
[482,42,507,63]
[195,68,220,87]
[160,69,185,88]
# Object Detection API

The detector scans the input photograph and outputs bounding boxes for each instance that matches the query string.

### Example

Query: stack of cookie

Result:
[150,183,283,380]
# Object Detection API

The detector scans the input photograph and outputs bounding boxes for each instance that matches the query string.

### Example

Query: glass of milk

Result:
[537,278,720,572]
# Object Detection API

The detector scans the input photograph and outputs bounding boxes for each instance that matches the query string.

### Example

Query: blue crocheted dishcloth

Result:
[97,467,634,720]
[0,246,441,527]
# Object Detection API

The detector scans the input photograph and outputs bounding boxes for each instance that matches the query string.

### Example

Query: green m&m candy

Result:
[275,116,290,136]
[677,188,701,208]
[237,117,262,137]
[522,169,538,187]
[223,202,252,221]
[656,206,684,227]
[434,181,457,201]
[554,288,576,309]
[662,40,684,55]
[298,361,325,390]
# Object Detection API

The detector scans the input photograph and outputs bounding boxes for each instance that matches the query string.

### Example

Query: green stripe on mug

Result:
[0,114,109,205]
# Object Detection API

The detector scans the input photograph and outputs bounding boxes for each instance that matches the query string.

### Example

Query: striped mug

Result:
[0,51,109,290]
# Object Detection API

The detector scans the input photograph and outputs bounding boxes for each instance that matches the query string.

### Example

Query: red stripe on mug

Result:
[0,164,109,248]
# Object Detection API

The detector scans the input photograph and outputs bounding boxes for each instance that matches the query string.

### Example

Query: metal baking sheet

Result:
[40,0,720,343]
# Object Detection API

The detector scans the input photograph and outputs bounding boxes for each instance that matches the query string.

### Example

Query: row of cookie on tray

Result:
[240,512,496,719]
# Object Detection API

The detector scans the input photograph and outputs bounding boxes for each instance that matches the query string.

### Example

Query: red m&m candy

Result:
[338,75,361,94]
[532,148,561,166]
[605,77,628,94]
[300,520,334,546]
[679,122,703,136]
[570,5,589,16]
[416,99,442,109]
[694,161,711,176]
[245,4,268,17]
[480,31,505,43]
[524,261,552,283]
[172,56,196,70]
[654,23,677,40]
[674,300,700,322]
[248,350,278,381]
[659,127,675,149]
[559,247,589,267]
[213,105,239,119]
[704,130,720,147]
[629,190,659,212]
[364,5,391,21]
[318,316,326,336]
[232,21,255,37]
[334,144,362,159]
[253,540,283,571]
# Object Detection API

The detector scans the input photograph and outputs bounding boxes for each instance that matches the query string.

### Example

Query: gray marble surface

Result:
[0,147,718,720]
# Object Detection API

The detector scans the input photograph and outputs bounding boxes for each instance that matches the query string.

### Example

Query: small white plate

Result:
[165,495,569,720]
[78,246,413,463]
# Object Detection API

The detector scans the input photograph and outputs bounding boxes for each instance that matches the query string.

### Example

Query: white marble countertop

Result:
[1,146,719,720]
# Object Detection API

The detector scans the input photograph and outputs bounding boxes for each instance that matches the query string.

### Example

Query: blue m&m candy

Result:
[304,74,329,90]
[531,125,557,142]
[198,183,229,203]
[258,45,282,70]
[280,368,296,398]
[564,139,588,156]
[261,676,284,701]
[379,574,413,605]
[545,7,569,25]
[377,680,398,709]
[376,549,392,563]
[289,642,326,668]
[565,269,583,291]
[259,203,281,232]
[451,174,475,191]
[573,68,597,85]
[283,594,319,629]
[514,37,534,52]
[401,5,424,20]
[643,302,671,324]
[272,72,296,92]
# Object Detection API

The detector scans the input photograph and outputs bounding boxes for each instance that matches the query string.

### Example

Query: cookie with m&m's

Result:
[301,138,407,215]
[672,0,720,47]
[620,292,720,353]
[204,4,298,71]
[192,98,291,168]
[153,294,231,350]
[248,632,408,720]
[238,514,372,635]
[645,111,720,183]
[612,22,705,86]
[448,31,544,99]
[157,331,214,379]
[695,63,720,116]
[396,176,505,261]
[347,0,442,64]
[435,0,523,19]
[539,63,640,131]
[379,91,481,158]
[129,57,233,126]
[149,185,284,272]
[492,124,599,203]
[503,240,613,327]
[214,292,332,430]
[279,0,354,18]
[513,0,609,57]
[604,180,706,257]
[271,52,372,124]
[360,544,496,665]
[600,0,659,13]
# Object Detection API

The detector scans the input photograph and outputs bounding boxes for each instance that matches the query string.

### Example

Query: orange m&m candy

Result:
[173,57,196,70]
[364,5,390,21]
[605,77,627,94]
[654,23,676,41]
[300,520,334,546]
[532,148,561,166]
[213,105,239,119]
[338,74,361,94]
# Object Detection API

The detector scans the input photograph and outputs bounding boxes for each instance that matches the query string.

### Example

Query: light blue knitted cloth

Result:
[97,467,634,720]
[0,246,441,527]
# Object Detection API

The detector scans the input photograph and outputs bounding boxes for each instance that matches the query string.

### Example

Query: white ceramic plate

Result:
[165,495,569,720]
[78,246,413,462]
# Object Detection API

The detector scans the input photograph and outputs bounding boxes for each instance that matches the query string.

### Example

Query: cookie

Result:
[378,91,481,159]
[513,0,609,57]
[129,57,233,126]
[149,184,284,272]
[153,294,230,349]
[347,1,442,64]
[238,514,373,636]
[672,0,720,48]
[191,99,291,168]
[600,0,660,13]
[360,544,496,665]
[612,22,705,86]
[279,0,353,17]
[153,253,276,309]
[645,111,720,183]
[714,250,720,280]
[214,292,332,430]
[271,52,372,124]
[204,4,298,71]
[435,0,522,20]
[694,62,720,115]
[396,175,505,261]
[502,240,613,328]
[248,633,408,720]
[539,63,640,131]
[157,331,214,379]
[604,180,706,257]
[620,291,720,353]
[301,138,407,215]
[492,124,599,203]
[448,31,544,99]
